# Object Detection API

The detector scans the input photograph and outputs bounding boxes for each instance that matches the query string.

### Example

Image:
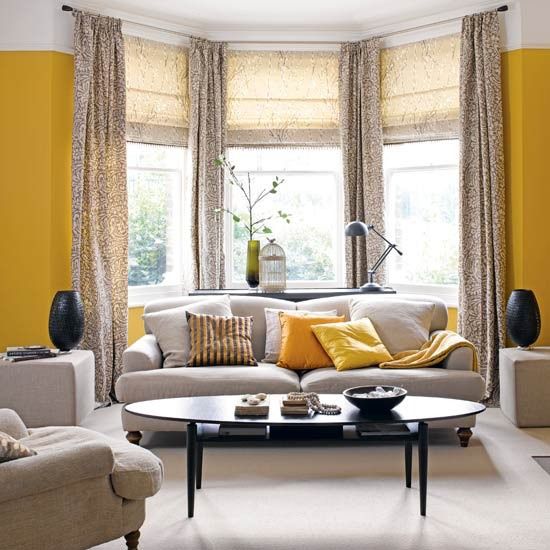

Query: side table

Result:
[499,347,550,427]
[0,350,95,427]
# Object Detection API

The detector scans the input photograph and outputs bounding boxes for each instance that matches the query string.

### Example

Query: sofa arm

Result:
[430,330,475,371]
[0,441,114,504]
[122,334,163,374]
[0,408,28,439]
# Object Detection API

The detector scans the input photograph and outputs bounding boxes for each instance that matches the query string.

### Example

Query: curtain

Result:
[339,39,385,287]
[189,38,227,289]
[458,11,506,403]
[71,12,127,402]
[227,51,339,146]
[381,34,460,143]
[125,35,189,146]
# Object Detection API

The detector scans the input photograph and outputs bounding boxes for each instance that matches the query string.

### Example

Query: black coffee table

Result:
[125,394,485,518]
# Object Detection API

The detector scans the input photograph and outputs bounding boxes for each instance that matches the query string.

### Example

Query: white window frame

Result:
[127,155,187,307]
[224,166,345,289]
[384,160,459,307]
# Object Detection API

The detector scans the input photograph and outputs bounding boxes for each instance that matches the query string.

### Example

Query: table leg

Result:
[187,422,197,518]
[418,421,429,516]
[404,440,412,488]
[196,441,203,490]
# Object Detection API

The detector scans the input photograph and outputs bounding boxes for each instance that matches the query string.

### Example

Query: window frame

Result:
[127,144,187,307]
[224,160,345,289]
[384,151,459,307]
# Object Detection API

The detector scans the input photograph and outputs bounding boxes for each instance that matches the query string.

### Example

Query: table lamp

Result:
[344,221,403,292]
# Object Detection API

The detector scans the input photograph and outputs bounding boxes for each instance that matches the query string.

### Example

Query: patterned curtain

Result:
[458,11,506,403]
[339,39,385,288]
[189,38,226,289]
[71,12,127,402]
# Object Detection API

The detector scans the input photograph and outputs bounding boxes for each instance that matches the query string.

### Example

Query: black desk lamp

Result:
[345,221,403,292]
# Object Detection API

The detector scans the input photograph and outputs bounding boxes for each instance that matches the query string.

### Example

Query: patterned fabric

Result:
[189,38,226,289]
[186,313,257,367]
[125,35,189,146]
[226,51,339,146]
[339,39,386,287]
[381,34,460,143]
[0,431,36,463]
[71,12,128,402]
[458,11,506,403]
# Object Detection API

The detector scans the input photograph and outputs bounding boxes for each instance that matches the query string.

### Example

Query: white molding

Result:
[389,283,458,308]
[128,284,185,308]
[0,43,74,54]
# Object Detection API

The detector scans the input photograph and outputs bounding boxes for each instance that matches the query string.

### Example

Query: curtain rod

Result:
[61,4,508,44]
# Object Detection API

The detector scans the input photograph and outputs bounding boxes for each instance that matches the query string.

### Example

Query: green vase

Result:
[245,240,260,289]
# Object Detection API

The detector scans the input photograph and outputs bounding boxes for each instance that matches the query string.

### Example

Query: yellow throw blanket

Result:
[379,330,479,372]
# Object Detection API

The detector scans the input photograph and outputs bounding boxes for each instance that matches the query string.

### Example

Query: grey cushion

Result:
[0,408,29,439]
[300,367,485,401]
[116,362,300,403]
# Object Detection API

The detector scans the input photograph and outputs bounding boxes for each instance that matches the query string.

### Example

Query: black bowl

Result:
[343,385,407,414]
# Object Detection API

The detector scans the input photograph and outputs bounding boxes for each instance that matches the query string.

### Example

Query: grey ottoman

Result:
[499,347,550,427]
[0,350,95,427]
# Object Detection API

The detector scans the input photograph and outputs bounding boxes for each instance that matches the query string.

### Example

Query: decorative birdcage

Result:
[259,239,286,292]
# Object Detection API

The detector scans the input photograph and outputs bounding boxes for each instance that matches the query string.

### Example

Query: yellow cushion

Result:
[311,318,393,371]
[277,313,346,370]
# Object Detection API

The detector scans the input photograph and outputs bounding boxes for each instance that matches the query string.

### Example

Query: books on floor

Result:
[2,346,59,362]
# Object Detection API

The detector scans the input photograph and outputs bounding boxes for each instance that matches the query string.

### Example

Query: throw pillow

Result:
[143,295,232,368]
[349,298,435,355]
[311,318,393,371]
[186,312,257,367]
[0,431,36,463]
[263,308,339,363]
[277,313,346,370]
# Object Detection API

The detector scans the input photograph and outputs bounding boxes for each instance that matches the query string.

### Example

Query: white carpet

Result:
[83,405,550,550]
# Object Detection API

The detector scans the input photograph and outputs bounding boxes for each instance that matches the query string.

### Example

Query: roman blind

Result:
[381,34,460,143]
[226,50,339,146]
[125,35,189,146]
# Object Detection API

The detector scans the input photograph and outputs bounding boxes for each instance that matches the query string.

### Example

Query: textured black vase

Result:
[49,290,85,351]
[506,289,541,348]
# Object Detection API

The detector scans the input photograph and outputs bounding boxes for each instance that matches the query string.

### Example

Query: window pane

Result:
[384,140,458,286]
[127,143,185,287]
[226,148,342,284]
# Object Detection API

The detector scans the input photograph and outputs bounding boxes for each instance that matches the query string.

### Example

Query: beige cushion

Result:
[143,295,232,368]
[300,366,485,401]
[0,408,29,439]
[350,298,435,355]
[263,308,338,363]
[116,362,300,403]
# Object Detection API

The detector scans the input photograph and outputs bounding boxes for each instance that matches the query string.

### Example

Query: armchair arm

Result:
[0,441,114,504]
[431,330,475,371]
[122,334,163,373]
[0,408,28,439]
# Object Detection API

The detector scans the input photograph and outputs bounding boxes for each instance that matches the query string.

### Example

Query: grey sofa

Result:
[116,294,485,447]
[0,408,163,550]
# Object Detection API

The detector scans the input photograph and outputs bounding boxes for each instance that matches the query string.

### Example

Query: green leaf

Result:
[214,158,223,167]
[262,227,273,234]
[286,219,291,224]
[270,189,277,194]
[232,214,241,223]
[214,207,221,213]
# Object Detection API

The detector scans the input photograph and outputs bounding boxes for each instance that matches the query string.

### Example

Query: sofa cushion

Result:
[300,367,485,401]
[143,295,232,368]
[0,408,29,440]
[350,298,435,355]
[0,431,36,462]
[116,362,301,403]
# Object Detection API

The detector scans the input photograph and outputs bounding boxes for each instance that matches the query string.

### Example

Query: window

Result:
[127,142,188,305]
[225,147,344,287]
[384,140,459,304]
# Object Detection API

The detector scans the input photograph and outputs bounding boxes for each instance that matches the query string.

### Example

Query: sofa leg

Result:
[124,530,140,549]
[126,431,142,446]
[457,427,473,448]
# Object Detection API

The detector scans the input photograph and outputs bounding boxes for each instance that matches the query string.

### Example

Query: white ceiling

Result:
[76,0,503,32]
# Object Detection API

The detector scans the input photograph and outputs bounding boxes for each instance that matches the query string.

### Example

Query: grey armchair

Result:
[0,408,163,549]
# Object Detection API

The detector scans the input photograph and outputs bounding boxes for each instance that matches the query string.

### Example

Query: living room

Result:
[1,0,549,548]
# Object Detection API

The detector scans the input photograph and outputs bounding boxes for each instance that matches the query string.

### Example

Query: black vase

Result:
[48,290,85,351]
[506,289,541,348]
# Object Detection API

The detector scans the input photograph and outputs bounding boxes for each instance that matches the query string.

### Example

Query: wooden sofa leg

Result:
[126,431,142,446]
[457,427,473,448]
[124,530,140,549]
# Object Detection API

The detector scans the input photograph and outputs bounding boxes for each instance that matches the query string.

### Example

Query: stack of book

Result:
[280,396,310,416]
[235,396,270,417]
[2,346,59,362]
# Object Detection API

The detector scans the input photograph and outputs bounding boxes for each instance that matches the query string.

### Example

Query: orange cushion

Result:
[277,313,346,370]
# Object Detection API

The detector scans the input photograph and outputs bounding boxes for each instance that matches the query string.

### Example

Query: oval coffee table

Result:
[125,394,485,518]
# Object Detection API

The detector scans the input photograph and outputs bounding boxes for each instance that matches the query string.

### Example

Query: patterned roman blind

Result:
[226,50,339,146]
[125,35,189,146]
[381,34,460,143]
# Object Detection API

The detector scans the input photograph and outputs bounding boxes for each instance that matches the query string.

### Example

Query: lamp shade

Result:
[345,221,369,237]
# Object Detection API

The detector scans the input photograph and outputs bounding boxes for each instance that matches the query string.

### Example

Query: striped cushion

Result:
[186,312,257,367]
